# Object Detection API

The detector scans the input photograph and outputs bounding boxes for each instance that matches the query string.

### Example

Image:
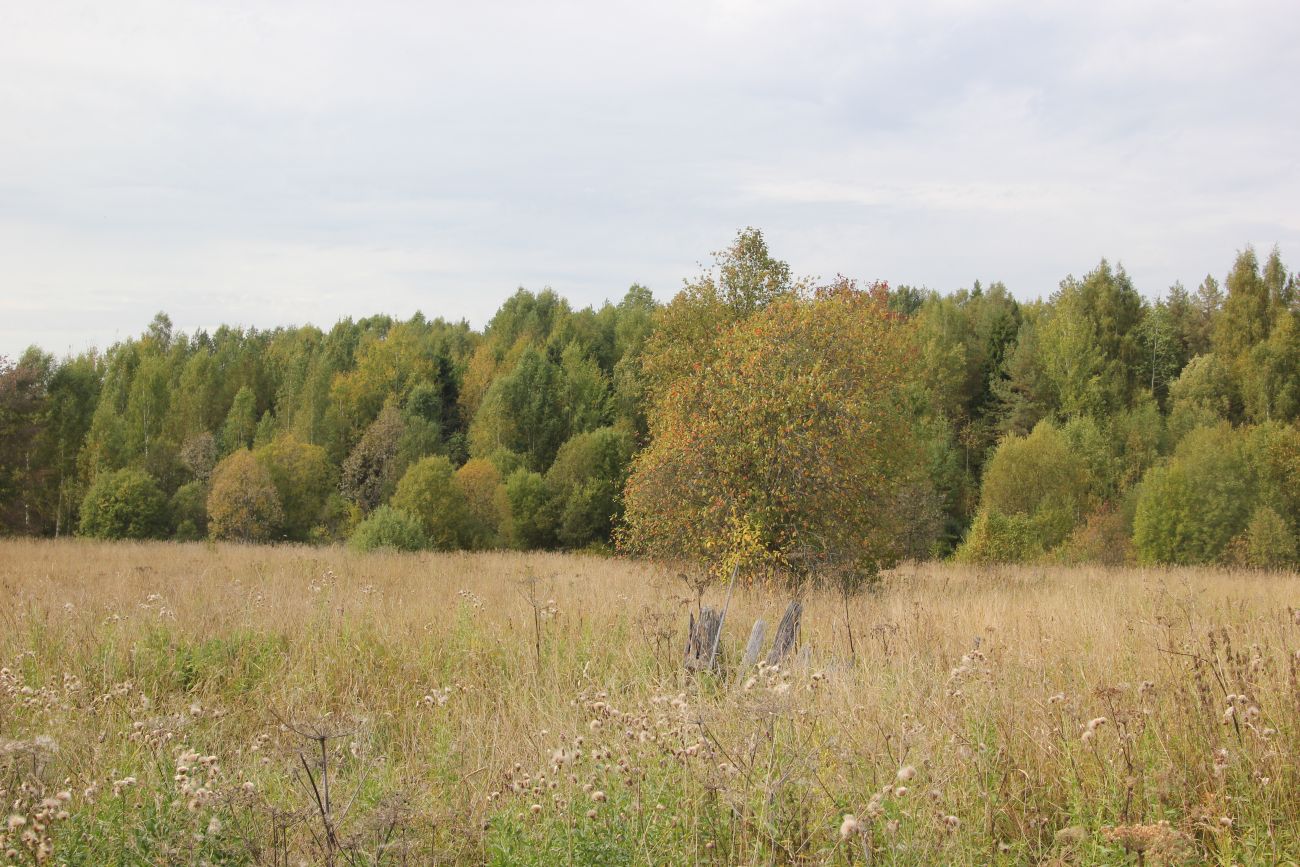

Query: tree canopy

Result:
[621,279,925,583]
[2,234,1297,572]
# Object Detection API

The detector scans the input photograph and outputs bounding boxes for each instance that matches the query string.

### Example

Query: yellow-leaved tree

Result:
[620,277,930,587]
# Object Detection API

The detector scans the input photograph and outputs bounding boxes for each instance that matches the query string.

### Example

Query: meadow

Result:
[0,539,1297,865]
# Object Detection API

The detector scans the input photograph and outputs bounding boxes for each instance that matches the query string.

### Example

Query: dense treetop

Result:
[2,230,1297,574]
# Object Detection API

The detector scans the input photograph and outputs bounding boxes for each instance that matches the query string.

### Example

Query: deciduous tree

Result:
[622,280,924,584]
[0,355,48,533]
[340,402,407,513]
[253,434,334,541]
[454,458,505,549]
[208,449,284,542]
[221,386,258,454]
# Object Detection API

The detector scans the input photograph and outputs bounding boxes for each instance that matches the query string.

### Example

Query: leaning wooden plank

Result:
[739,618,767,672]
[766,600,803,666]
[705,564,739,671]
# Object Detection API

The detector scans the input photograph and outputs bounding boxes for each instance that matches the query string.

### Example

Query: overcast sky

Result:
[3,0,1299,359]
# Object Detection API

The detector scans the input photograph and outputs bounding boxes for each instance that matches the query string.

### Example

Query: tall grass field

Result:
[1,539,1297,865]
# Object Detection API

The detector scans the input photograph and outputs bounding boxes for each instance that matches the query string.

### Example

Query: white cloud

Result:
[2,0,1299,357]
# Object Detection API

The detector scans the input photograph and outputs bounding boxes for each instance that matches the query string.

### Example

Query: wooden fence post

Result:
[766,600,803,667]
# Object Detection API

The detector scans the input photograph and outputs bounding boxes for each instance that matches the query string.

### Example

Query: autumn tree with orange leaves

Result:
[620,277,930,587]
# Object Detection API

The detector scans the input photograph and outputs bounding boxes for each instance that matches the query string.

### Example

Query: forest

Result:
[1,228,1298,574]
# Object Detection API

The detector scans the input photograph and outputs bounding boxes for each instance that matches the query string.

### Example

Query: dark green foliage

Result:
[1241,312,1300,423]
[1037,261,1145,418]
[545,427,634,548]
[993,310,1055,437]
[340,402,407,513]
[170,480,208,539]
[1248,422,1300,529]
[486,288,572,350]
[1167,353,1236,441]
[221,386,257,454]
[559,342,613,434]
[1214,248,1274,361]
[78,468,168,540]
[503,468,556,549]
[0,354,48,533]
[470,346,570,471]
[38,353,102,534]
[328,318,468,449]
[910,414,971,551]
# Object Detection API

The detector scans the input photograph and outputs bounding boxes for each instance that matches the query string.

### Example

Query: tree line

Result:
[1,229,1297,572]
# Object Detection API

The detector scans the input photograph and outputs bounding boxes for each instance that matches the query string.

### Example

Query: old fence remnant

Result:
[739,619,767,671]
[685,597,803,676]
[766,600,803,667]
[684,607,723,672]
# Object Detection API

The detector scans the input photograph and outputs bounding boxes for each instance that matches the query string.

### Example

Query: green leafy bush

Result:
[954,510,1042,564]
[1166,353,1235,443]
[545,427,633,548]
[1243,506,1297,569]
[78,468,168,540]
[390,455,472,550]
[170,480,208,539]
[977,420,1090,555]
[503,469,556,549]
[1247,421,1300,529]
[253,435,334,542]
[348,505,429,552]
[1132,424,1253,565]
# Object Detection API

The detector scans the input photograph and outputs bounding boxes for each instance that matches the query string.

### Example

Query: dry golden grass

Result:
[0,538,1297,864]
